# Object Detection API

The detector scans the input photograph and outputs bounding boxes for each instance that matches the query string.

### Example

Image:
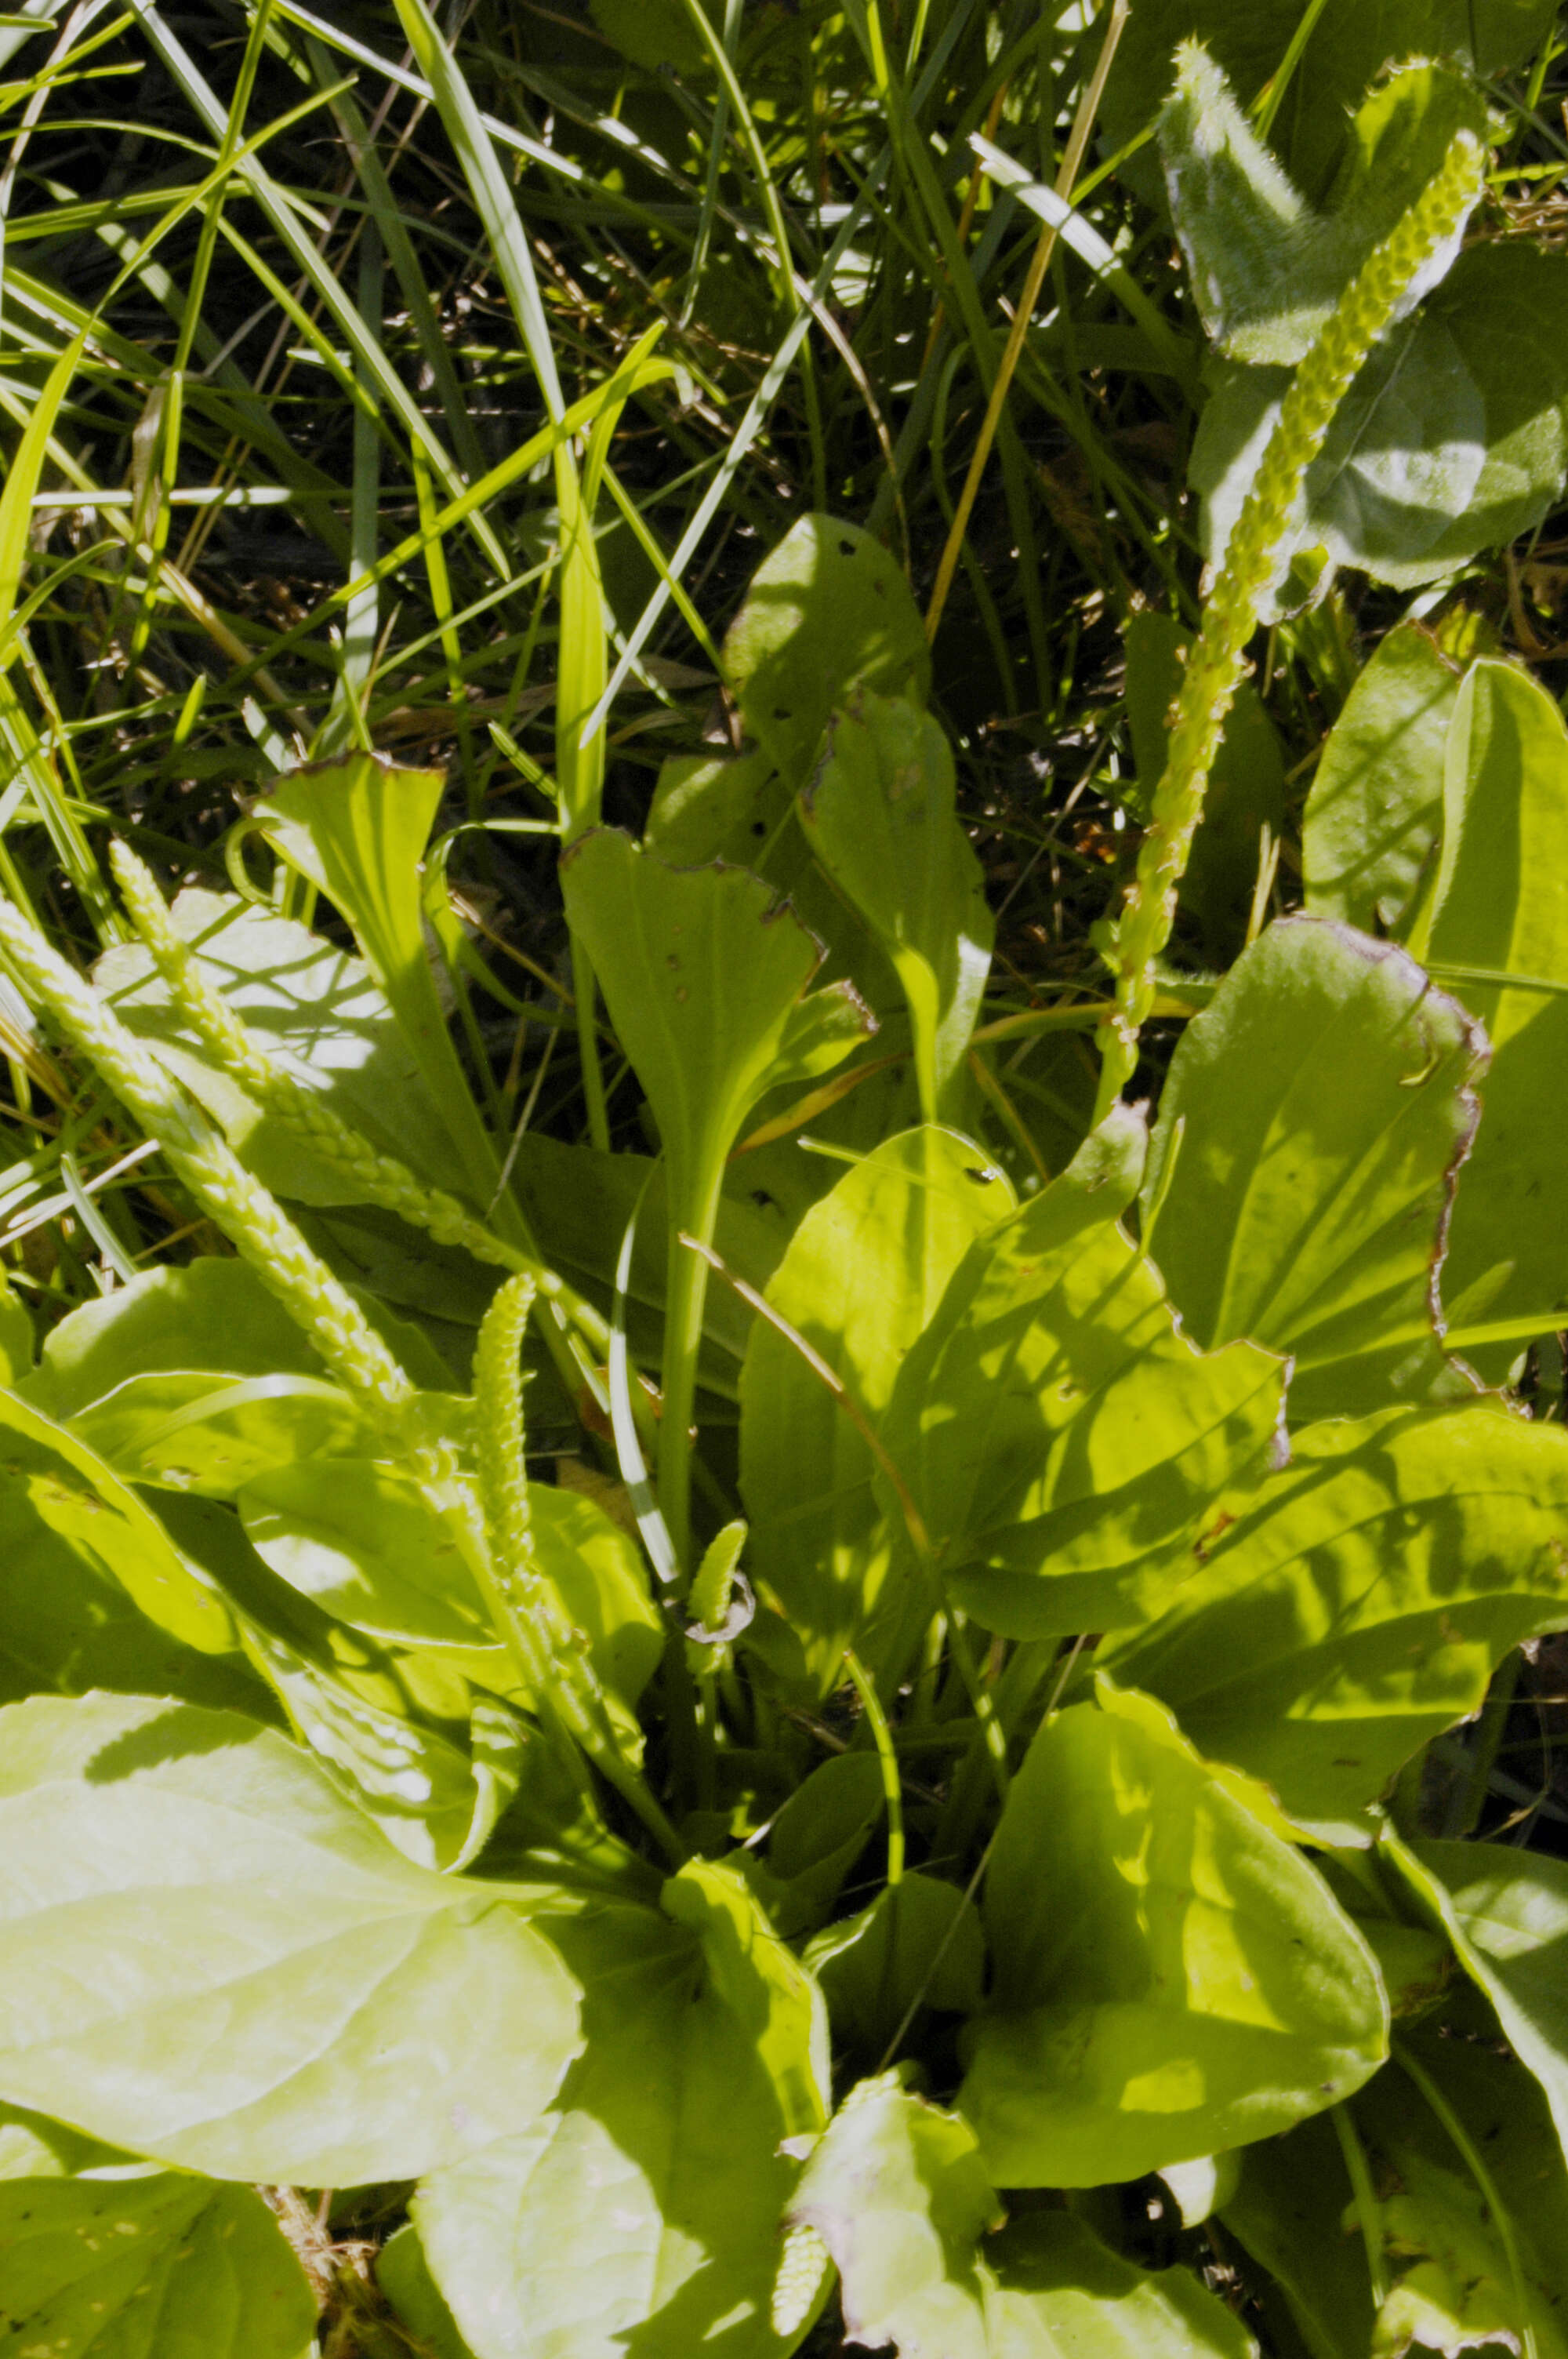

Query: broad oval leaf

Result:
[1302,623,1461,935]
[739,1126,1013,1694]
[879,1135,1283,1645]
[1105,1406,1568,1841]
[96,884,473,1202]
[417,1860,829,2359]
[721,513,929,793]
[1193,245,1568,598]
[800,690,993,1120]
[0,1384,235,1656]
[0,1692,581,2183]
[1139,916,1486,1419]
[1406,657,1568,1369]
[560,830,874,1217]
[958,1685,1387,2187]
[0,2173,317,2359]
[20,1259,378,1495]
[790,2074,1258,2356]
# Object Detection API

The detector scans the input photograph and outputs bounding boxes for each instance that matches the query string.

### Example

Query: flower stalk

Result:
[107,840,615,1369]
[0,898,416,1436]
[1092,126,1484,1120]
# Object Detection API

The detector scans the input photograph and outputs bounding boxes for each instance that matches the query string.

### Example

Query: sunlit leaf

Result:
[739,1126,1012,1693]
[878,1128,1283,1649]
[417,1861,829,2359]
[958,1685,1387,2186]
[1105,1406,1568,1841]
[800,689,993,1119]
[1140,917,1486,1417]
[0,1692,581,2183]
[1406,658,1568,1369]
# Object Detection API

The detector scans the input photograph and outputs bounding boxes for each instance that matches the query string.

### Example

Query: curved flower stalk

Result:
[1092,125,1484,1120]
[473,1274,684,1861]
[107,841,615,1372]
[0,898,416,1436]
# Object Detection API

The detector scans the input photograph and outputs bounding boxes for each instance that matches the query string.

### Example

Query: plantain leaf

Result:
[0,2173,317,2359]
[1405,658,1568,1372]
[416,1860,829,2359]
[1392,1834,1568,2169]
[1105,1406,1568,1842]
[1102,0,1552,207]
[799,689,993,1120]
[1160,51,1484,368]
[789,2074,1258,2357]
[0,1692,581,2183]
[1192,245,1568,599]
[957,1685,1387,2187]
[877,1130,1283,1648]
[20,1260,388,1497]
[1139,917,1486,1419]
[96,886,471,1201]
[739,1126,1012,1695]
[560,831,874,1224]
[1302,624,1461,935]
[805,1873,985,2061]
[722,513,929,794]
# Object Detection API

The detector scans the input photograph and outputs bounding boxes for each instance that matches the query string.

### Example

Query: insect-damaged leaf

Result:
[0,1692,581,2183]
[1140,917,1486,1419]
[0,2173,317,2359]
[722,513,929,794]
[957,1685,1387,2187]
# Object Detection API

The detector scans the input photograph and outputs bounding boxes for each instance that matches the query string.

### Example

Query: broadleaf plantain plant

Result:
[2,49,1568,2359]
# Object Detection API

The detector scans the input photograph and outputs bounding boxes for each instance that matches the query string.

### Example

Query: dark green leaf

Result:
[1394,1834,1568,2168]
[1192,246,1568,597]
[958,1685,1387,2186]
[805,1874,985,2059]
[1302,624,1460,933]
[1139,917,1486,1418]
[0,1692,581,2182]
[722,514,929,794]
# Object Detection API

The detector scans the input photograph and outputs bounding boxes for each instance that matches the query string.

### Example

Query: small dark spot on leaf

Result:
[751,1190,778,1210]
[751,820,767,837]
[964,1165,1002,1185]
[838,539,855,557]
[774,706,792,722]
